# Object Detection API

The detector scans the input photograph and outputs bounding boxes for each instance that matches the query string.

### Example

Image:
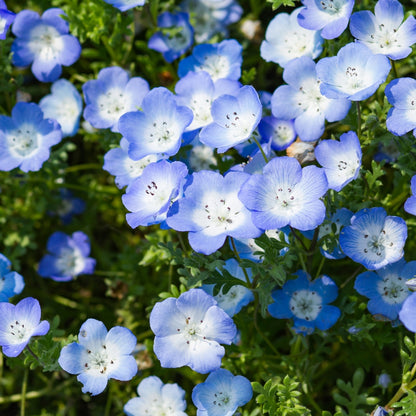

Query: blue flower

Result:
[350,0,416,60]
[124,376,187,416]
[319,208,354,260]
[339,207,407,270]
[54,189,86,225]
[271,56,351,142]
[149,12,193,63]
[0,0,15,40]
[122,160,188,228]
[404,175,416,216]
[385,77,416,137]
[0,102,62,172]
[192,368,252,416]
[38,231,96,282]
[39,79,83,138]
[118,87,193,160]
[258,116,296,151]
[149,288,237,374]
[297,0,354,39]
[268,271,341,333]
[355,259,414,320]
[82,66,149,133]
[239,156,328,231]
[202,258,254,317]
[175,70,241,132]
[314,131,362,191]
[316,42,391,101]
[0,297,50,357]
[0,254,24,302]
[102,0,145,11]
[11,8,81,82]
[199,85,262,153]
[58,318,137,395]
[166,170,262,255]
[178,39,243,81]
[103,138,162,190]
[181,0,242,43]
[373,406,389,416]
[260,8,323,68]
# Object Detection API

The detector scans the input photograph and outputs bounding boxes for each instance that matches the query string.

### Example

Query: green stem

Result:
[315,256,326,279]
[391,59,398,79]
[356,101,361,139]
[104,381,113,416]
[251,134,269,163]
[20,367,29,416]
[230,237,251,286]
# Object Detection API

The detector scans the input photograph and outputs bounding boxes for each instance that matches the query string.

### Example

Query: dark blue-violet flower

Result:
[0,253,24,302]
[0,0,15,40]
[268,270,341,334]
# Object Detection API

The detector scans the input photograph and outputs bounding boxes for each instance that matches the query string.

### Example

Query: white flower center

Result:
[195,194,245,236]
[223,110,256,138]
[284,29,316,58]
[56,247,85,276]
[274,185,297,209]
[367,24,402,52]
[145,119,178,147]
[377,274,409,305]
[83,344,116,375]
[316,0,344,15]
[7,319,32,344]
[124,154,157,177]
[198,55,230,80]
[8,125,39,158]
[189,93,213,127]
[295,78,329,115]
[211,390,232,410]
[97,88,130,123]
[29,24,63,61]
[343,66,364,91]
[289,289,323,321]
[143,180,171,208]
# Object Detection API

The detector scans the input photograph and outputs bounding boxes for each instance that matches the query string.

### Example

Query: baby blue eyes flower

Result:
[166,170,262,255]
[404,175,416,216]
[350,0,416,60]
[124,376,187,416]
[354,259,414,321]
[83,66,149,133]
[178,39,243,81]
[0,0,15,40]
[271,56,351,142]
[11,8,81,83]
[39,79,83,138]
[0,253,24,302]
[199,85,262,153]
[316,42,391,101]
[0,102,62,173]
[268,271,340,333]
[122,160,188,228]
[38,231,96,282]
[0,297,50,357]
[119,87,193,160]
[314,131,362,191]
[149,288,237,374]
[102,0,145,11]
[202,258,254,317]
[399,292,416,332]
[258,116,296,151]
[192,368,252,416]
[260,8,323,68]
[239,156,328,232]
[339,207,407,270]
[148,12,193,63]
[103,138,162,190]
[385,77,416,137]
[297,0,354,39]
[58,318,137,396]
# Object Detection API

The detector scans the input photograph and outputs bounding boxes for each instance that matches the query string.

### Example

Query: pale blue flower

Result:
[149,288,237,373]
[192,368,252,416]
[124,376,187,416]
[58,318,137,395]
[0,297,50,357]
[103,0,145,11]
